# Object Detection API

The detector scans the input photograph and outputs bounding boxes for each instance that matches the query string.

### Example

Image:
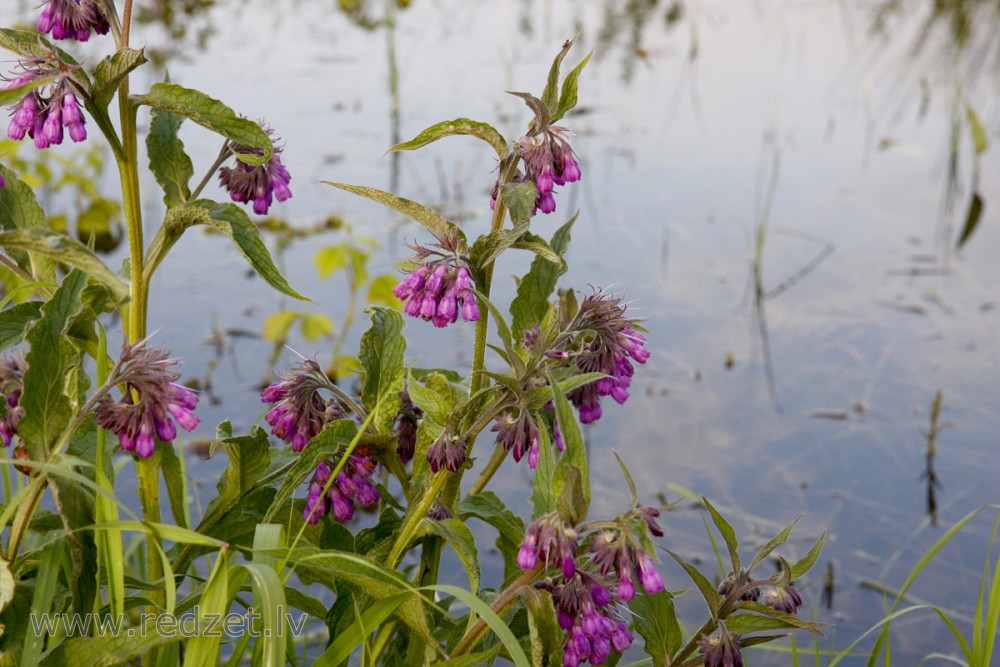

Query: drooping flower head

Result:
[4,51,88,148]
[37,0,111,42]
[393,389,422,464]
[759,584,804,615]
[0,352,26,447]
[491,408,542,468]
[698,622,744,667]
[425,432,467,473]
[518,512,580,579]
[587,529,663,601]
[302,454,380,524]
[260,360,346,452]
[513,124,580,217]
[94,339,200,458]
[218,122,292,215]
[558,288,649,424]
[393,233,479,328]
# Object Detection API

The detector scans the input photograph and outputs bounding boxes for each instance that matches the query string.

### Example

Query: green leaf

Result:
[525,371,605,410]
[0,29,88,87]
[0,230,129,302]
[542,38,576,114]
[790,531,826,580]
[182,548,230,667]
[730,601,825,634]
[133,83,272,165]
[556,465,588,527]
[702,496,740,573]
[92,48,147,108]
[511,231,562,265]
[314,244,350,279]
[667,550,721,615]
[359,307,405,432]
[510,214,575,339]
[424,584,532,667]
[367,274,399,307]
[160,440,190,530]
[289,548,435,642]
[957,192,984,250]
[0,301,42,353]
[388,118,508,159]
[232,559,288,667]
[190,200,306,300]
[0,165,56,283]
[552,50,593,124]
[748,517,800,572]
[520,587,561,666]
[460,492,525,548]
[300,312,334,341]
[262,419,357,523]
[19,270,87,459]
[530,420,557,520]
[549,369,588,509]
[967,104,989,156]
[147,106,193,209]
[324,182,465,246]
[613,451,638,508]
[313,593,409,667]
[416,518,481,592]
[197,423,271,538]
[501,181,539,226]
[630,590,682,666]
[406,369,453,425]
[262,310,298,342]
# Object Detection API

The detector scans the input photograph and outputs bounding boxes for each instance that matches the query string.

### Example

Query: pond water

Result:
[9,0,1000,663]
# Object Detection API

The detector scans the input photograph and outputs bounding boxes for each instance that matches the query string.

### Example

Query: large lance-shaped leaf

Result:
[91,48,147,108]
[19,270,88,459]
[0,164,57,283]
[549,369,589,509]
[510,214,575,339]
[288,549,435,642]
[149,200,305,300]
[388,118,508,159]
[132,83,272,165]
[630,590,682,667]
[0,230,129,302]
[182,547,230,667]
[359,307,405,432]
[541,38,576,113]
[325,182,466,246]
[146,106,193,209]
[552,50,593,124]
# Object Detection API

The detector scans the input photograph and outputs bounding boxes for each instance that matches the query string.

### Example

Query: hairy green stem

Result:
[467,445,507,496]
[669,617,716,666]
[450,563,542,658]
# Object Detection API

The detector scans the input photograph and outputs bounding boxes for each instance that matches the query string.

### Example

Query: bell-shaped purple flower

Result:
[0,353,26,447]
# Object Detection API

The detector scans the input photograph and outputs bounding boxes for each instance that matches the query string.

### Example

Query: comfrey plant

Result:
[0,6,824,664]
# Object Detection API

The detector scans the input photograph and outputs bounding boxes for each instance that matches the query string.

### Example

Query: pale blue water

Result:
[8,0,1000,662]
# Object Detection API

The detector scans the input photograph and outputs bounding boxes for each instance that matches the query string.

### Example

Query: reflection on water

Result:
[6,0,1000,662]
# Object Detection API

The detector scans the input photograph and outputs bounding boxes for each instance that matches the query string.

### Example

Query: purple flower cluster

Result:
[546,573,633,667]
[393,262,479,328]
[393,390,421,464]
[425,432,467,473]
[261,360,345,452]
[497,124,580,216]
[5,56,87,149]
[37,0,110,41]
[94,340,200,458]
[491,408,542,468]
[0,353,26,447]
[218,124,292,215]
[563,290,650,424]
[303,455,380,524]
[517,512,580,578]
[587,530,664,601]
[758,584,804,614]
